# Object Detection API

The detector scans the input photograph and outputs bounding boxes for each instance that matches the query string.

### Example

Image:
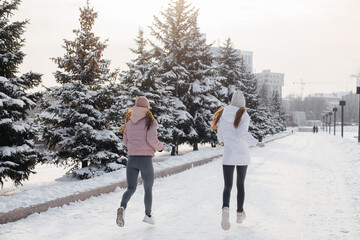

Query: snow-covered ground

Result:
[0,145,224,213]
[0,130,291,200]
[0,142,217,195]
[325,125,359,142]
[1,131,359,239]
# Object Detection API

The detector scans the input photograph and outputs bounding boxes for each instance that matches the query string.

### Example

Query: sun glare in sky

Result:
[15,0,360,96]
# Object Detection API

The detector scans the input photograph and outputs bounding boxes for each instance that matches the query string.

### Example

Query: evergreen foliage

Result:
[270,90,287,132]
[150,0,221,152]
[150,0,195,153]
[184,12,221,149]
[252,84,274,138]
[0,0,42,186]
[40,2,125,179]
[120,29,175,147]
[216,38,244,105]
[237,57,269,140]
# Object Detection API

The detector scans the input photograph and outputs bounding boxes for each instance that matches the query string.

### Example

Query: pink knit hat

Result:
[130,96,150,123]
[135,96,150,109]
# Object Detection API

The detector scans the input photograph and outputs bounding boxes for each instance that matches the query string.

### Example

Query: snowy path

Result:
[1,132,359,240]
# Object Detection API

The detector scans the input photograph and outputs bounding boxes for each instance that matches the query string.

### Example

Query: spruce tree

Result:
[150,0,197,154]
[251,84,274,139]
[238,57,269,140]
[185,22,222,150]
[40,1,125,179]
[121,29,175,147]
[270,90,287,133]
[0,0,42,186]
[216,38,244,104]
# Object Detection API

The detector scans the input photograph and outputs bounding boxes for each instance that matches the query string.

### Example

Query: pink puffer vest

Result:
[123,118,164,156]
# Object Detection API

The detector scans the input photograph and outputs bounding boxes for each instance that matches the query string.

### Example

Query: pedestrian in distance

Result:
[211,90,264,230]
[116,96,164,227]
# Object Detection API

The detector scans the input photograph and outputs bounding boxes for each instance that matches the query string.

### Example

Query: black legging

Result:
[222,165,248,212]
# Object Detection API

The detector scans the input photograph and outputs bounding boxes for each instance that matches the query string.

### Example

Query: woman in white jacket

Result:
[211,90,264,230]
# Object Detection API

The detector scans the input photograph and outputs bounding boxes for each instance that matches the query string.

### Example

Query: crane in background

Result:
[350,74,360,83]
[292,80,347,99]
[293,79,306,99]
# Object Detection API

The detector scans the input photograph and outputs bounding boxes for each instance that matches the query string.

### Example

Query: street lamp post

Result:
[325,114,328,132]
[322,115,325,131]
[333,107,337,135]
[328,112,332,134]
[339,100,346,137]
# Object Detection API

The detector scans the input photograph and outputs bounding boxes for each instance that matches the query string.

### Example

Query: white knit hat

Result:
[230,90,246,108]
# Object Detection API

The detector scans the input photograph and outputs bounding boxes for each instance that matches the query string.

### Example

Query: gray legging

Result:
[120,156,154,216]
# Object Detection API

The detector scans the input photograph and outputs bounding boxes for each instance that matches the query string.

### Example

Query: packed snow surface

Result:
[0,145,224,212]
[1,131,360,239]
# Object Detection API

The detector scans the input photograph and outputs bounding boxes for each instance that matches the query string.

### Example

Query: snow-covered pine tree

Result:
[250,85,272,140]
[0,0,42,186]
[120,29,175,148]
[121,29,150,106]
[270,90,287,133]
[185,21,222,150]
[237,57,269,141]
[150,0,197,154]
[215,38,244,105]
[40,1,125,179]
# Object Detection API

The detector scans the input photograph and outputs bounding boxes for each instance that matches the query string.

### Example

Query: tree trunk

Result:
[171,144,178,156]
[81,160,88,168]
[193,142,198,151]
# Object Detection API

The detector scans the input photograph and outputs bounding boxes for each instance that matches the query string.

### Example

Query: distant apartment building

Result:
[307,92,347,107]
[291,111,307,126]
[255,69,285,99]
[210,47,253,73]
[211,47,285,101]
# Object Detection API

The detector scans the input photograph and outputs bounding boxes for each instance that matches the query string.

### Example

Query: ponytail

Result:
[145,109,155,130]
[233,107,246,128]
[119,108,155,134]
[119,109,132,134]
[210,107,224,130]
[210,106,247,131]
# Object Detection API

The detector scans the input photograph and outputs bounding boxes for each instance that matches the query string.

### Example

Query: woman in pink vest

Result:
[116,96,164,227]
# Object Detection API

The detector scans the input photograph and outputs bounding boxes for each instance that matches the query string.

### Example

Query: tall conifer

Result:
[40,2,124,179]
[0,0,42,186]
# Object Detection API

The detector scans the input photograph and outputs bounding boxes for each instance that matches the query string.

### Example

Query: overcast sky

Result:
[14,0,360,97]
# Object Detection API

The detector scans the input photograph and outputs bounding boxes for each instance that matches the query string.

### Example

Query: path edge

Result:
[0,132,292,224]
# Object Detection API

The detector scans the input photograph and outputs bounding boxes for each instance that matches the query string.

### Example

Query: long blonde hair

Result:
[210,106,247,130]
[119,108,155,134]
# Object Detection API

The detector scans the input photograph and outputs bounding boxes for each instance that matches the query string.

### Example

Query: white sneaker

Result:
[236,211,246,224]
[221,207,230,230]
[143,214,155,225]
[116,207,125,227]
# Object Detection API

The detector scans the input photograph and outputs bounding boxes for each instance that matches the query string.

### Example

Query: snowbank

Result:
[0,147,223,213]
[0,130,293,214]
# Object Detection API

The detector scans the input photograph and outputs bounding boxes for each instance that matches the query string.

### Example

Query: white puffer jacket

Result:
[217,105,258,166]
